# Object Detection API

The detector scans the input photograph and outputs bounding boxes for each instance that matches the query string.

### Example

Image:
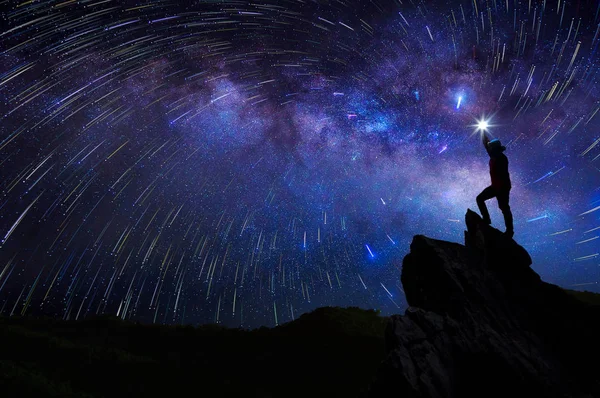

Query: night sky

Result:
[0,0,599,328]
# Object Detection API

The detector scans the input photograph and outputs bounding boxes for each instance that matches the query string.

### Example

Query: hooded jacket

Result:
[487,150,511,190]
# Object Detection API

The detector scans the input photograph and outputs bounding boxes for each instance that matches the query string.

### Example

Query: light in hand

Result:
[477,119,489,132]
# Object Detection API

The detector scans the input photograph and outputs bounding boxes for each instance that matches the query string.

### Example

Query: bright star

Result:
[470,115,496,137]
[477,119,489,131]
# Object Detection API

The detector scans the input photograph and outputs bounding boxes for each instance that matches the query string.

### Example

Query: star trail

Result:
[0,0,599,327]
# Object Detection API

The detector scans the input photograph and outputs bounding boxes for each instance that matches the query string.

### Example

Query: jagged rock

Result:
[370,209,600,398]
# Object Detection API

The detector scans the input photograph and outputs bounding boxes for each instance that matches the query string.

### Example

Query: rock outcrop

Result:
[370,210,600,398]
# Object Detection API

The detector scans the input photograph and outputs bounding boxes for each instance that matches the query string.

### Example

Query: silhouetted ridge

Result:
[370,209,600,398]
[0,306,387,398]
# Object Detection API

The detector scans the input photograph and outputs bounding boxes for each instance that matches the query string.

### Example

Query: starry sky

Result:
[0,0,599,328]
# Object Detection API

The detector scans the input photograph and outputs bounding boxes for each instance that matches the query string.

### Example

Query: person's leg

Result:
[476,186,496,224]
[497,190,514,236]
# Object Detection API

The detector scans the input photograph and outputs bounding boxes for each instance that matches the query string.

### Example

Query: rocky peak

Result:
[370,210,600,398]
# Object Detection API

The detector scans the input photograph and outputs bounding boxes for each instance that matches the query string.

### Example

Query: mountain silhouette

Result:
[370,210,600,398]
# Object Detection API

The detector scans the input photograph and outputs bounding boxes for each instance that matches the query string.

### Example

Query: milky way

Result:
[0,0,599,327]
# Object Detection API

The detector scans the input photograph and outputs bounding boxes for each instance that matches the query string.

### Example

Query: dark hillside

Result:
[0,307,386,398]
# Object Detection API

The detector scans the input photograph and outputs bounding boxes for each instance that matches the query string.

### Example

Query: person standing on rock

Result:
[477,132,514,238]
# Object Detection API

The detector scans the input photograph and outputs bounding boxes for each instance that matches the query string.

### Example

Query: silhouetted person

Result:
[477,133,514,238]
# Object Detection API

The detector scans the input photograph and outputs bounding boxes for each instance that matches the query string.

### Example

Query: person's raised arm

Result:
[482,132,490,147]
[481,132,491,155]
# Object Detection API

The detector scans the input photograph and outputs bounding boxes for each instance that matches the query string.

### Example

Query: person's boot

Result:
[503,209,514,239]
[477,201,491,225]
